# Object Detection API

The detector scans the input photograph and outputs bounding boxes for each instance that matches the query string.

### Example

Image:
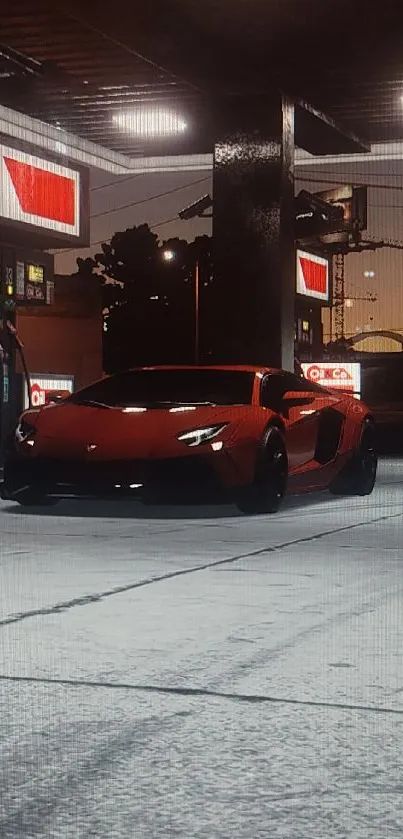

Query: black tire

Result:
[14,491,59,508]
[329,419,377,497]
[237,426,288,515]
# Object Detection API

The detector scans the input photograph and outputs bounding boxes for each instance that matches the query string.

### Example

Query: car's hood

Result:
[25,402,261,459]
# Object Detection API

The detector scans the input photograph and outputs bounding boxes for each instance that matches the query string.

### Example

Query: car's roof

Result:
[129,365,278,374]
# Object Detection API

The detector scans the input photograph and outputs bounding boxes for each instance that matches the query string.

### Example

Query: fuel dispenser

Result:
[0,245,54,463]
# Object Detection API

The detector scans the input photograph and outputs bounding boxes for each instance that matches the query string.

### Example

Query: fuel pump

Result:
[0,303,31,464]
[0,302,15,462]
[0,243,55,464]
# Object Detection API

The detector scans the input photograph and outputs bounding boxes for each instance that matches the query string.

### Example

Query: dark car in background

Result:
[360,354,403,452]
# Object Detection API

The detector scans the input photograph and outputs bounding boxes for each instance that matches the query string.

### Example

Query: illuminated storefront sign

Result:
[24,374,74,410]
[0,143,80,236]
[302,361,361,398]
[0,144,89,247]
[27,264,44,284]
[16,261,25,299]
[11,255,53,306]
[296,250,330,303]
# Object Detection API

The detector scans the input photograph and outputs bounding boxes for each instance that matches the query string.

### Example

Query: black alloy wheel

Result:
[330,420,377,497]
[237,426,288,515]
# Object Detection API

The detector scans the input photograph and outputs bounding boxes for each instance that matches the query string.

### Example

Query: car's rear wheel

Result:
[329,419,377,497]
[14,490,59,508]
[236,426,288,515]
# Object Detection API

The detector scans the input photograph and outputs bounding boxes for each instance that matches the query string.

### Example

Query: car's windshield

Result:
[68,369,256,408]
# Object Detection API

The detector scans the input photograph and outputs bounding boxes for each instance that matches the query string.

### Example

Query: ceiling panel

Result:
[1,0,403,155]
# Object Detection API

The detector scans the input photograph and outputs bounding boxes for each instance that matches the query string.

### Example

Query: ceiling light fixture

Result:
[112,109,187,138]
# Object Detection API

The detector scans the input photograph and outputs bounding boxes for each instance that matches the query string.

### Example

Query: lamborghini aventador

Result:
[1,365,377,514]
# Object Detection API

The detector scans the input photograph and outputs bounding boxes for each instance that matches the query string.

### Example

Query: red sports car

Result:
[1,365,377,513]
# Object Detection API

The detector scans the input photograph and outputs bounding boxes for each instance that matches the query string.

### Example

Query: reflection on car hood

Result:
[36,402,250,433]
[27,402,263,460]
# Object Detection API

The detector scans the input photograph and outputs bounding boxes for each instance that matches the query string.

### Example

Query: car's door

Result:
[260,373,340,472]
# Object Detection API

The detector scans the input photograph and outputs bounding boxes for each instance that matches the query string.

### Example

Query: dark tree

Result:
[77,225,212,372]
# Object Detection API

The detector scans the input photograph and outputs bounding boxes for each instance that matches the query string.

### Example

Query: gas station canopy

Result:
[0,0,402,164]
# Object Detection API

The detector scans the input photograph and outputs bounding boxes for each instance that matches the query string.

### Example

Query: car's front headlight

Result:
[177,423,228,447]
[15,419,37,445]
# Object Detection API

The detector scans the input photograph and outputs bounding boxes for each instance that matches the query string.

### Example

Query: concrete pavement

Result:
[1,460,403,838]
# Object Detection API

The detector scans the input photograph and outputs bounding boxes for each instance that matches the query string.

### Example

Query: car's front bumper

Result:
[1,451,246,503]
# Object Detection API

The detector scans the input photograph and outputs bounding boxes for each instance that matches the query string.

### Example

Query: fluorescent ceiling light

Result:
[112,109,187,138]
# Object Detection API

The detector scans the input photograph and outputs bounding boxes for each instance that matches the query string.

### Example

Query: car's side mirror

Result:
[282,390,315,409]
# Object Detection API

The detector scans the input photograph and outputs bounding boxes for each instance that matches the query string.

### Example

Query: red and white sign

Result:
[24,375,74,410]
[296,250,330,302]
[302,362,361,398]
[0,144,80,237]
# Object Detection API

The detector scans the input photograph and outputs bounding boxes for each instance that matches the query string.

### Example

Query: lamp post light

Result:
[162,248,200,364]
[194,260,200,365]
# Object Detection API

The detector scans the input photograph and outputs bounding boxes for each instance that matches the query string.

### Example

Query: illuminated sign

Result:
[11,255,53,306]
[27,264,44,284]
[302,362,361,399]
[296,250,330,303]
[46,281,55,306]
[315,185,367,233]
[4,263,14,297]
[24,374,74,411]
[16,261,25,299]
[25,283,45,303]
[0,143,87,244]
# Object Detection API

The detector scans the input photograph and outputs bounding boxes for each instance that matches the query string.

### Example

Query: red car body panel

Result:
[4,365,373,500]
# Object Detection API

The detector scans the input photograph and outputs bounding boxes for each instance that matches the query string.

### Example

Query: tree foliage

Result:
[77,225,213,372]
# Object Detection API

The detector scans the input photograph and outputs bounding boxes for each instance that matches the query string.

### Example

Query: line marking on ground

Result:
[1,673,402,716]
[0,510,402,628]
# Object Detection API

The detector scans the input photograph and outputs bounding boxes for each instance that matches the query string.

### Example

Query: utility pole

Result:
[332,252,346,341]
[195,260,200,364]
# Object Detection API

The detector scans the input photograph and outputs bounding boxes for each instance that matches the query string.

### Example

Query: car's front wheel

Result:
[236,426,288,515]
[329,419,377,497]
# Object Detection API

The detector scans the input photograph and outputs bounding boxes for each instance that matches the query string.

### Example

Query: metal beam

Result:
[2,103,403,177]
[0,104,212,173]
[295,100,370,156]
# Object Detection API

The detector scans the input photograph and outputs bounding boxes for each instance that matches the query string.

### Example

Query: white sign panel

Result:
[302,362,361,399]
[24,375,75,411]
[0,143,80,237]
[296,250,330,302]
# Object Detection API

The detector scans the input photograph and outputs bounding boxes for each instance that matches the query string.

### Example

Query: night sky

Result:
[54,157,403,351]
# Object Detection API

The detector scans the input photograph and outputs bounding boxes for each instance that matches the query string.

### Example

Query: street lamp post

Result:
[162,248,200,364]
[194,260,199,365]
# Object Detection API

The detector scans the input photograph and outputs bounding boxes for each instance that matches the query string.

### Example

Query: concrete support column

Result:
[208,92,295,371]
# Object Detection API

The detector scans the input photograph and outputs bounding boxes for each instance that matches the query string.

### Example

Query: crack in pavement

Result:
[1,510,402,629]
[1,673,403,716]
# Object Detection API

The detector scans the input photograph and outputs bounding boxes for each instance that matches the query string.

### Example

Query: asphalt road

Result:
[1,460,403,838]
